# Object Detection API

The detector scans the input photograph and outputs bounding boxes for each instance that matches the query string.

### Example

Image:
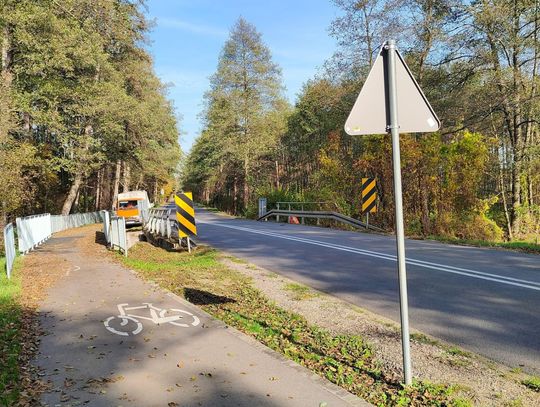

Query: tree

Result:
[0,0,181,221]
[187,18,288,212]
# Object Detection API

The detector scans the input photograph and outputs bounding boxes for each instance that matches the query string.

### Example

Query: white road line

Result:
[66,265,81,276]
[200,221,540,291]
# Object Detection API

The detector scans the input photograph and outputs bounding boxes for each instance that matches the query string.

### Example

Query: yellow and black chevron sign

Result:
[361,178,378,214]
[175,192,197,237]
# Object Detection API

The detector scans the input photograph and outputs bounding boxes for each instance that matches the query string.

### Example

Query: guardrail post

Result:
[276,203,280,222]
[120,217,127,257]
[102,210,111,245]
[3,224,16,279]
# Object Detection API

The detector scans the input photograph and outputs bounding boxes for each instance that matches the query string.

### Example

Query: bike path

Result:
[34,227,367,407]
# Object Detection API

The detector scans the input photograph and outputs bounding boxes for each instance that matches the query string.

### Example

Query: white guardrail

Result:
[15,211,105,254]
[16,213,52,254]
[109,216,128,256]
[3,224,16,278]
[3,211,107,279]
[51,211,104,233]
[142,208,196,252]
[144,208,174,240]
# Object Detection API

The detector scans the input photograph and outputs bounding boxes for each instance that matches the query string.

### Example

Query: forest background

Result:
[183,0,540,242]
[1,0,539,243]
[0,0,181,231]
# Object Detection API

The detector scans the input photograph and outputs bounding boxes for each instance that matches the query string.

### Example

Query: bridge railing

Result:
[3,224,16,278]
[16,213,52,254]
[258,208,384,232]
[3,210,106,279]
[274,201,339,224]
[109,216,128,256]
[51,211,104,234]
[144,208,174,239]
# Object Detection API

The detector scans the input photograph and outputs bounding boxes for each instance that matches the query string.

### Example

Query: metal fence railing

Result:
[274,201,340,224]
[144,208,174,240]
[16,213,52,254]
[110,216,127,256]
[102,210,111,245]
[3,224,16,278]
[2,210,112,279]
[51,211,104,234]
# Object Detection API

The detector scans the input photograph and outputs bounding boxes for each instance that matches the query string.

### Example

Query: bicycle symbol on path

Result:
[104,303,200,336]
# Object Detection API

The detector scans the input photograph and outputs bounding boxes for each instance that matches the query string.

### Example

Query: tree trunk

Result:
[95,168,102,210]
[275,160,280,190]
[61,123,93,215]
[122,161,131,192]
[1,25,13,85]
[421,184,430,236]
[243,159,249,210]
[233,177,238,214]
[510,124,524,237]
[135,174,143,190]
[61,173,83,215]
[500,165,513,240]
[112,160,121,210]
[22,112,30,133]
[101,165,112,209]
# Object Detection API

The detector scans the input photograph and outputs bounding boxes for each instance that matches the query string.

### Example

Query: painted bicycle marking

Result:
[104,302,200,336]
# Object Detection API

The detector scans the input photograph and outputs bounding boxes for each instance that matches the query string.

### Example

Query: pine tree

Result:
[189,17,288,211]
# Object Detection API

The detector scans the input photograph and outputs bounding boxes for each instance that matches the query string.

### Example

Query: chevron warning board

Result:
[361,178,378,214]
[175,192,197,237]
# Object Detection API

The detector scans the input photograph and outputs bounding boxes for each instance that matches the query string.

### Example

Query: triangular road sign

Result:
[345,45,440,135]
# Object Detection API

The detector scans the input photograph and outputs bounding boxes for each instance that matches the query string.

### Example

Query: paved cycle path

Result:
[34,227,367,407]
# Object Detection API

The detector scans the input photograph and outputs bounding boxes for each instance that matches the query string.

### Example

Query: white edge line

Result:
[200,221,540,292]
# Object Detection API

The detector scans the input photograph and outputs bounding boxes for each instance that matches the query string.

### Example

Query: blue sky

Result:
[145,0,340,152]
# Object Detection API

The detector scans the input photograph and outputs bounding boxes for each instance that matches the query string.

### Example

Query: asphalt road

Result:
[185,208,540,374]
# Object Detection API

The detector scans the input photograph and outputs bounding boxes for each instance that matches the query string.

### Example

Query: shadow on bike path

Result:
[33,225,368,407]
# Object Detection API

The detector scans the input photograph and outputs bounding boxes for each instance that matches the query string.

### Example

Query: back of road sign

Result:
[175,192,197,238]
[344,45,440,135]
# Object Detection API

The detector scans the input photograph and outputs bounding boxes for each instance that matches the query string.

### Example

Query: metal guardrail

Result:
[276,201,338,209]
[142,208,196,251]
[16,213,52,254]
[144,208,175,240]
[102,210,111,244]
[14,210,107,256]
[3,224,16,278]
[51,211,104,233]
[110,216,128,256]
[1,210,111,279]
[274,201,340,223]
[258,209,384,232]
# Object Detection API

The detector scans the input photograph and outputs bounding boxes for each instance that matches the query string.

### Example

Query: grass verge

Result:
[0,257,22,406]
[120,243,470,406]
[522,376,540,392]
[283,282,319,300]
[425,236,540,255]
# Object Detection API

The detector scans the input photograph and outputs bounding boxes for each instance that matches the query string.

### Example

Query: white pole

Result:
[386,39,412,385]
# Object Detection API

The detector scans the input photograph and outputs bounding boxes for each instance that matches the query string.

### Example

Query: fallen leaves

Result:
[1,249,68,406]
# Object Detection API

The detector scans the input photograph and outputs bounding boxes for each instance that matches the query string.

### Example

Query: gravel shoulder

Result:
[219,256,540,406]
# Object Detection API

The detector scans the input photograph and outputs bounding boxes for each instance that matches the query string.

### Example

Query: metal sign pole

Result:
[366,212,370,230]
[386,39,412,385]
